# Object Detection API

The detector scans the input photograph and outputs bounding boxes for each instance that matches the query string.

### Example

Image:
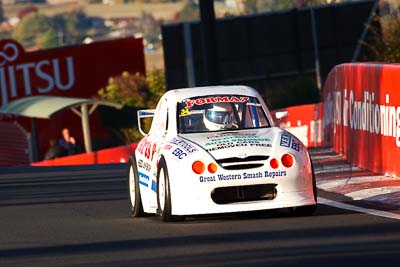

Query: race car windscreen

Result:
[177,95,271,133]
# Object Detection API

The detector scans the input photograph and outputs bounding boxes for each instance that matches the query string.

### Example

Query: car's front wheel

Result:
[157,157,184,222]
[128,157,145,217]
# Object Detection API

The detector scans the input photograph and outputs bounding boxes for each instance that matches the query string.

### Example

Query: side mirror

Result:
[275,111,288,120]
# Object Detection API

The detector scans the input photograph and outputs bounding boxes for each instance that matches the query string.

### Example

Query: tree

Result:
[12,8,110,49]
[140,12,162,48]
[12,12,54,49]
[98,69,166,142]
[300,0,333,7]
[0,30,11,40]
[273,0,296,10]
[243,0,258,14]
[243,0,293,14]
[53,9,92,46]
[0,0,5,23]
[17,5,38,19]
[38,28,60,49]
[364,13,400,63]
[177,0,199,22]
[243,0,335,14]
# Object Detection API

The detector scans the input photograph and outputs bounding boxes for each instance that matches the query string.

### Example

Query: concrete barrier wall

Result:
[271,103,323,148]
[32,143,137,166]
[323,63,400,177]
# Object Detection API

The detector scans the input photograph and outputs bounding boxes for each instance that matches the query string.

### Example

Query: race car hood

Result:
[180,128,278,160]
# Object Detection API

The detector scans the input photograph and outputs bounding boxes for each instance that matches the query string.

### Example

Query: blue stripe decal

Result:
[139,180,148,187]
[138,172,149,187]
[151,180,157,193]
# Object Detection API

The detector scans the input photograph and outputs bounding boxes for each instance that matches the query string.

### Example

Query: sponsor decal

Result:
[172,147,187,159]
[263,170,287,178]
[179,107,190,117]
[151,180,157,193]
[327,89,400,148]
[137,138,157,160]
[205,134,272,151]
[280,132,300,151]
[205,136,271,146]
[199,175,216,182]
[217,173,243,181]
[185,96,249,108]
[207,131,257,139]
[207,143,272,151]
[199,170,287,182]
[169,137,198,153]
[138,171,157,193]
[138,171,150,187]
[138,159,151,172]
[164,144,173,150]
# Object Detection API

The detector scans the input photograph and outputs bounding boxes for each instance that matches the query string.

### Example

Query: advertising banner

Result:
[323,63,400,177]
[0,38,145,162]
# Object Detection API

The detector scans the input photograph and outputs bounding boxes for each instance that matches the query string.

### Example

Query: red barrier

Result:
[271,103,323,147]
[323,63,400,177]
[32,143,137,166]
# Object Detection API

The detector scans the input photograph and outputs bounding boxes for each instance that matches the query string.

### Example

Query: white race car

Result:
[128,85,317,221]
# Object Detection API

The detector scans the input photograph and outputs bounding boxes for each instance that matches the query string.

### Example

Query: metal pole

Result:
[81,104,92,153]
[30,118,39,162]
[199,0,219,85]
[313,105,318,147]
[183,23,196,87]
[310,7,322,92]
[351,0,380,62]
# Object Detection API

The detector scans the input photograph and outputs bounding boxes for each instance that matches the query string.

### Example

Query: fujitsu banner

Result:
[0,38,145,106]
[0,38,145,161]
[323,63,400,177]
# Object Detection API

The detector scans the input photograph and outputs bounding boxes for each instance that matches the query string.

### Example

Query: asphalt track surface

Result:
[1,151,400,267]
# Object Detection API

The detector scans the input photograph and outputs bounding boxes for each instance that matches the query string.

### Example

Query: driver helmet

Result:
[204,102,234,131]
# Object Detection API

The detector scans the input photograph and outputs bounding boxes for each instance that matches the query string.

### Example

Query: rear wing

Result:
[137,109,155,136]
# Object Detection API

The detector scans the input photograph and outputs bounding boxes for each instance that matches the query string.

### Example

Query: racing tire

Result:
[128,157,145,217]
[157,157,184,222]
[289,161,317,217]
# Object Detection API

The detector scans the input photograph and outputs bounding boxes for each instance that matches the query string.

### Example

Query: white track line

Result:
[318,197,400,220]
